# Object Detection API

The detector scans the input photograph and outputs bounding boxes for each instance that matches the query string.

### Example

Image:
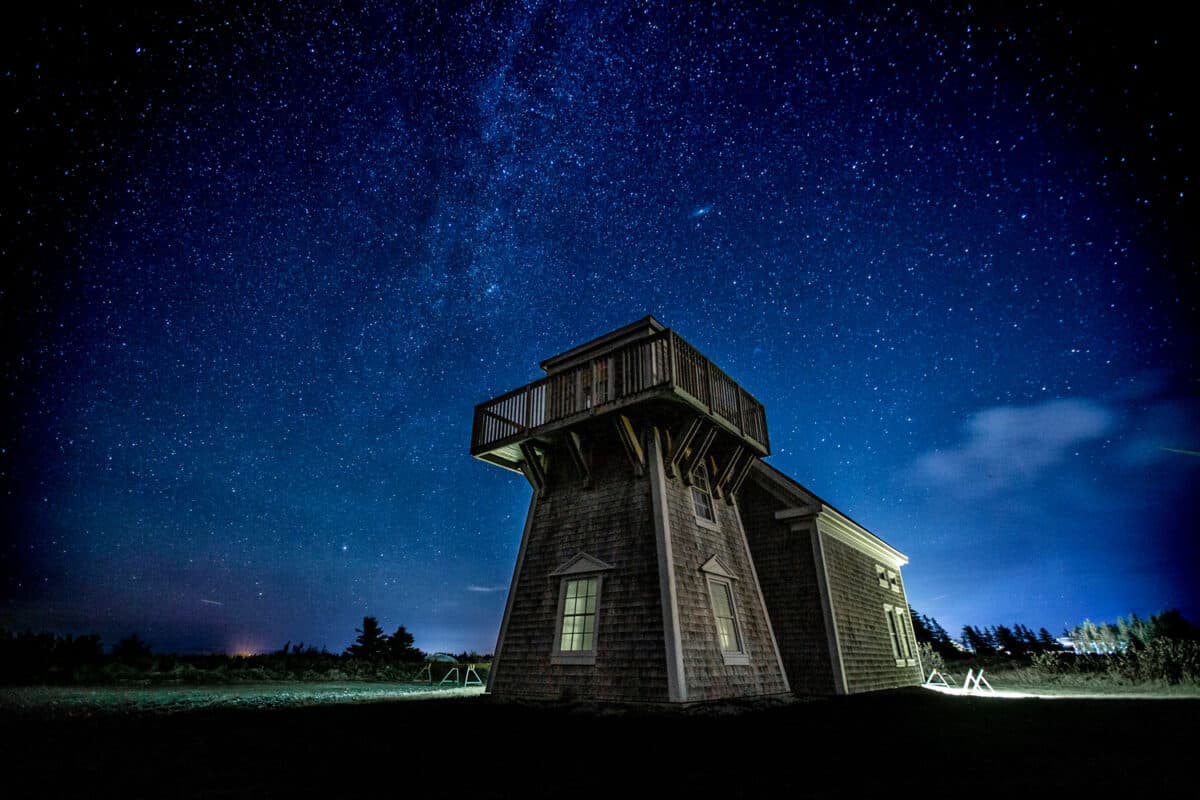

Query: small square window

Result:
[876,564,889,589]
[887,570,900,593]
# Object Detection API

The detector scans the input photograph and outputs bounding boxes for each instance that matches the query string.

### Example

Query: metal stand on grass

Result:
[410,663,432,685]
[962,668,994,694]
[437,664,484,686]
[924,669,951,688]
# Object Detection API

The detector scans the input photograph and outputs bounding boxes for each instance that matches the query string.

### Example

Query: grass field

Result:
[2,685,1194,797]
[0,681,483,717]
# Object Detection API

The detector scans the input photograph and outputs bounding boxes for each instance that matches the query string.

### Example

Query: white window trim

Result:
[887,569,900,593]
[701,556,749,666]
[876,563,889,589]
[884,603,916,667]
[691,461,719,530]
[550,553,613,666]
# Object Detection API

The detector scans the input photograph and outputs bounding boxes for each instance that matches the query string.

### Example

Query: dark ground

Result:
[1,688,1193,798]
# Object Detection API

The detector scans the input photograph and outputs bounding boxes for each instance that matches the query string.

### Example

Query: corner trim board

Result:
[731,496,790,694]
[811,525,848,695]
[648,428,687,702]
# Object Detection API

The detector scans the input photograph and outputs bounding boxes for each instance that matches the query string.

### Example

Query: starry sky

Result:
[2,2,1196,655]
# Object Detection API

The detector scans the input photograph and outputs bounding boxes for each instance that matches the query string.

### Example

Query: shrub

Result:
[917,642,944,678]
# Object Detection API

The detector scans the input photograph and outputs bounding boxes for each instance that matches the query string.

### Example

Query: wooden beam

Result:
[725,454,757,503]
[614,414,645,476]
[712,445,745,500]
[566,431,590,485]
[518,442,546,498]
[667,417,703,479]
[680,425,717,486]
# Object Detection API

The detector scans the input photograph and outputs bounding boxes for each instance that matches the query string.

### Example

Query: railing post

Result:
[703,358,713,412]
[524,385,532,431]
[667,331,677,391]
[735,387,744,436]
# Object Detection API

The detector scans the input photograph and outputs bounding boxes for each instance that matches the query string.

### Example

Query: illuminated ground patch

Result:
[0,682,484,717]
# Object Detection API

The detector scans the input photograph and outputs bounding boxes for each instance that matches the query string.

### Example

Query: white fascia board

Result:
[813,507,908,568]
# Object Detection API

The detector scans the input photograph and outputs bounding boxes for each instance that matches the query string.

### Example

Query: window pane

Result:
[711,583,733,617]
[559,576,600,654]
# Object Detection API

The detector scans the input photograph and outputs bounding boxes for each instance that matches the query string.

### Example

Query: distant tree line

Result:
[1,616,491,686]
[909,606,1200,686]
[957,623,1059,657]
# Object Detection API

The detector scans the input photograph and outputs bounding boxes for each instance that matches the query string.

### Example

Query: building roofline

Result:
[748,459,908,566]
[539,315,665,373]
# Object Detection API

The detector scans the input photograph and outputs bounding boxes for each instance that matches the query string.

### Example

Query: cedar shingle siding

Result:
[819,532,923,693]
[488,441,669,702]
[738,479,837,695]
[661,473,789,700]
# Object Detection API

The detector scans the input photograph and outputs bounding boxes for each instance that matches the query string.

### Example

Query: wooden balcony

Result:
[471,326,770,471]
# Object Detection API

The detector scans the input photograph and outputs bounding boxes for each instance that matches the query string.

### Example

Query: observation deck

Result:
[471,317,770,472]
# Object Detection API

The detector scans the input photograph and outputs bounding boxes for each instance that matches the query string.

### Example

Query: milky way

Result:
[3,2,1195,653]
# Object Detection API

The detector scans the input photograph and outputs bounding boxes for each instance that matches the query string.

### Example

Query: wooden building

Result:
[471,317,920,702]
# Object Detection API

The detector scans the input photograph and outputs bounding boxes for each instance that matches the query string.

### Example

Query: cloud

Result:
[466,584,508,593]
[914,398,1116,495]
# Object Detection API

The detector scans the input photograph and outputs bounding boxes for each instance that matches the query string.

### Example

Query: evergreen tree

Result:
[1016,624,1039,652]
[994,625,1020,655]
[1037,627,1058,651]
[346,616,389,659]
[910,608,958,659]
[388,625,421,661]
[910,610,933,644]
[113,633,153,668]
[961,625,990,654]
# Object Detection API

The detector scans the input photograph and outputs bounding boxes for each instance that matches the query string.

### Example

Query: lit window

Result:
[549,553,612,665]
[691,461,717,525]
[559,577,598,653]
[708,578,750,665]
[701,556,747,665]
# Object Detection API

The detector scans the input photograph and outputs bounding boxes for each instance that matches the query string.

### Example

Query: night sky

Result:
[3,2,1196,656]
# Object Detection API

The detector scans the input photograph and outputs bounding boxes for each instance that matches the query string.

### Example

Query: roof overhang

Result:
[749,460,908,568]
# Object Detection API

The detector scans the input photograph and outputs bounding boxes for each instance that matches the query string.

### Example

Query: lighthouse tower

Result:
[471,317,789,702]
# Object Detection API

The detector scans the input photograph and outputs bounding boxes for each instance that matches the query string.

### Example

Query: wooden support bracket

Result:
[519,442,546,497]
[680,425,717,486]
[668,417,703,479]
[566,431,591,486]
[712,445,745,499]
[614,415,645,477]
[725,454,757,503]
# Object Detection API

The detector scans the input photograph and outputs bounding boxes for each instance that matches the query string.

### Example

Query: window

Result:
[884,603,916,667]
[691,461,717,526]
[550,552,612,665]
[559,577,597,653]
[709,579,742,654]
[701,555,748,665]
[877,564,900,592]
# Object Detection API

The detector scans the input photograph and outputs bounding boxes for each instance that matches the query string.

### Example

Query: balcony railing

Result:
[471,329,769,457]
